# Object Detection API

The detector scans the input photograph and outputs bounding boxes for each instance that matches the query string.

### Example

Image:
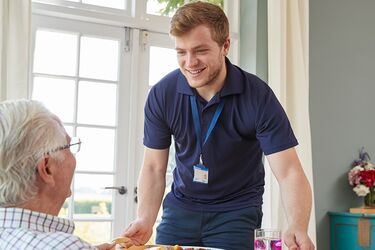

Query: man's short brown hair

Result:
[170,1,229,46]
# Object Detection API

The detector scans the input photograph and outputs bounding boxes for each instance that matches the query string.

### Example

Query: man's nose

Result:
[186,53,198,67]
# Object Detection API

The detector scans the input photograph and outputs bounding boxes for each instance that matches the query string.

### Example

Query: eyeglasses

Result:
[47,137,82,155]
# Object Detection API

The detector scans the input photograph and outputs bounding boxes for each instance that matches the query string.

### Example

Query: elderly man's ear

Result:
[36,156,56,186]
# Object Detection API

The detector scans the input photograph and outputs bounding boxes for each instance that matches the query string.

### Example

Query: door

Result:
[31,14,133,244]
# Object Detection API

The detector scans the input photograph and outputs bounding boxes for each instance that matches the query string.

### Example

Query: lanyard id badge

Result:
[193,164,209,184]
[190,95,225,184]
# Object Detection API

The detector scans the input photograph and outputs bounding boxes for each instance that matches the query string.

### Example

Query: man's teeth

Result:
[188,69,203,74]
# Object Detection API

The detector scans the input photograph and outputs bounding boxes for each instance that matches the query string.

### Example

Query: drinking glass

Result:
[254,228,282,250]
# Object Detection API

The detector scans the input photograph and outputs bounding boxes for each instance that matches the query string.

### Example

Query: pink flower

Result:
[348,166,363,186]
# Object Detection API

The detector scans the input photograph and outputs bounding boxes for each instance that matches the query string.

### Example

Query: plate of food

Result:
[110,238,224,250]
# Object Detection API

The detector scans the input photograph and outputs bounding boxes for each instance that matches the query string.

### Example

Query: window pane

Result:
[77,81,117,126]
[146,0,177,17]
[74,221,112,245]
[149,46,178,86]
[73,174,113,218]
[147,0,224,17]
[82,0,125,9]
[33,30,78,76]
[79,36,119,81]
[32,76,76,123]
[58,200,69,218]
[76,127,115,172]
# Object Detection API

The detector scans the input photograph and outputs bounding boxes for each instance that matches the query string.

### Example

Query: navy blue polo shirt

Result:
[143,58,298,212]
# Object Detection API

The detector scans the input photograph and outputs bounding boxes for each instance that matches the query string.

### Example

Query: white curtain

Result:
[266,0,317,245]
[0,0,31,101]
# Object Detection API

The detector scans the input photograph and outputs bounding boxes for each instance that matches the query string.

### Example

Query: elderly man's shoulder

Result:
[0,229,97,250]
[43,231,98,250]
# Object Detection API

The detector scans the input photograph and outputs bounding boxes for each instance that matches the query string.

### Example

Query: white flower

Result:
[364,162,375,170]
[353,165,364,171]
[353,184,370,197]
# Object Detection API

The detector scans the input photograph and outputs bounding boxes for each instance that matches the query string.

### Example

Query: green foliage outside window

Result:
[59,200,112,217]
[157,0,224,16]
[73,200,112,214]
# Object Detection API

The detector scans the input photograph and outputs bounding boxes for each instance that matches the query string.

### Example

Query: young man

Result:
[0,99,114,250]
[124,2,314,250]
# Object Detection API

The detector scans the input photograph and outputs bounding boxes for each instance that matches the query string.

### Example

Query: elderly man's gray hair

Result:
[0,99,67,207]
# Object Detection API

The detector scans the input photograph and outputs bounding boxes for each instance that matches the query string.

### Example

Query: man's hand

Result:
[95,242,115,250]
[283,229,315,250]
[121,218,154,246]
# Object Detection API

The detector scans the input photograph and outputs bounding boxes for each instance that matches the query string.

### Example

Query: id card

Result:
[193,164,209,184]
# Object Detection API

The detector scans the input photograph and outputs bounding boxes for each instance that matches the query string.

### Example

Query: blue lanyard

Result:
[190,95,225,157]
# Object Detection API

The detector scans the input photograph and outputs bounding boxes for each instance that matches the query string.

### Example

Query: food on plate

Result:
[126,246,151,250]
[156,245,183,250]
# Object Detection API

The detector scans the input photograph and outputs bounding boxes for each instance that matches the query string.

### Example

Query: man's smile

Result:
[186,67,206,76]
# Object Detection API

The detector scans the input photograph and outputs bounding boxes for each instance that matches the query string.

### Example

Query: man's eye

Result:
[177,51,185,55]
[196,49,208,54]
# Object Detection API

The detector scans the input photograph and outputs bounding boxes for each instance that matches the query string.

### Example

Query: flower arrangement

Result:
[348,147,375,197]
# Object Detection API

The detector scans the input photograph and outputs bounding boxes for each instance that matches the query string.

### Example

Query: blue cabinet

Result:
[329,211,375,250]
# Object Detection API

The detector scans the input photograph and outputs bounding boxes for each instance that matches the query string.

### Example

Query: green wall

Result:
[310,0,375,249]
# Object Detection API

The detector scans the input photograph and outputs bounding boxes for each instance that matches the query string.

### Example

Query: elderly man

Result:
[0,99,114,250]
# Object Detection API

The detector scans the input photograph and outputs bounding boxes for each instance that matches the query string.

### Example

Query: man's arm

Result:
[266,147,315,250]
[122,147,169,245]
[138,147,169,227]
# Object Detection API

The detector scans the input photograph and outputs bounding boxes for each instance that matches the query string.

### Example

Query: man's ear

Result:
[223,37,230,55]
[36,156,55,186]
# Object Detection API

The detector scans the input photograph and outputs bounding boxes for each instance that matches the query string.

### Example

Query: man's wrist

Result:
[136,215,156,228]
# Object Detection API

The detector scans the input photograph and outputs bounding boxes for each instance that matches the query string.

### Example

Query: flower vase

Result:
[365,188,375,207]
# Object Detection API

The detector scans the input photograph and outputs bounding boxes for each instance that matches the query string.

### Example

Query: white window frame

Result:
[32,0,240,50]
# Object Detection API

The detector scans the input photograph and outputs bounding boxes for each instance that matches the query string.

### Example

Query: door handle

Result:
[104,186,127,195]
[134,187,137,203]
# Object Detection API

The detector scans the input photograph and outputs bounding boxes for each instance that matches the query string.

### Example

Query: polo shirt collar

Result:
[176,57,244,97]
[176,72,194,95]
[220,57,244,97]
